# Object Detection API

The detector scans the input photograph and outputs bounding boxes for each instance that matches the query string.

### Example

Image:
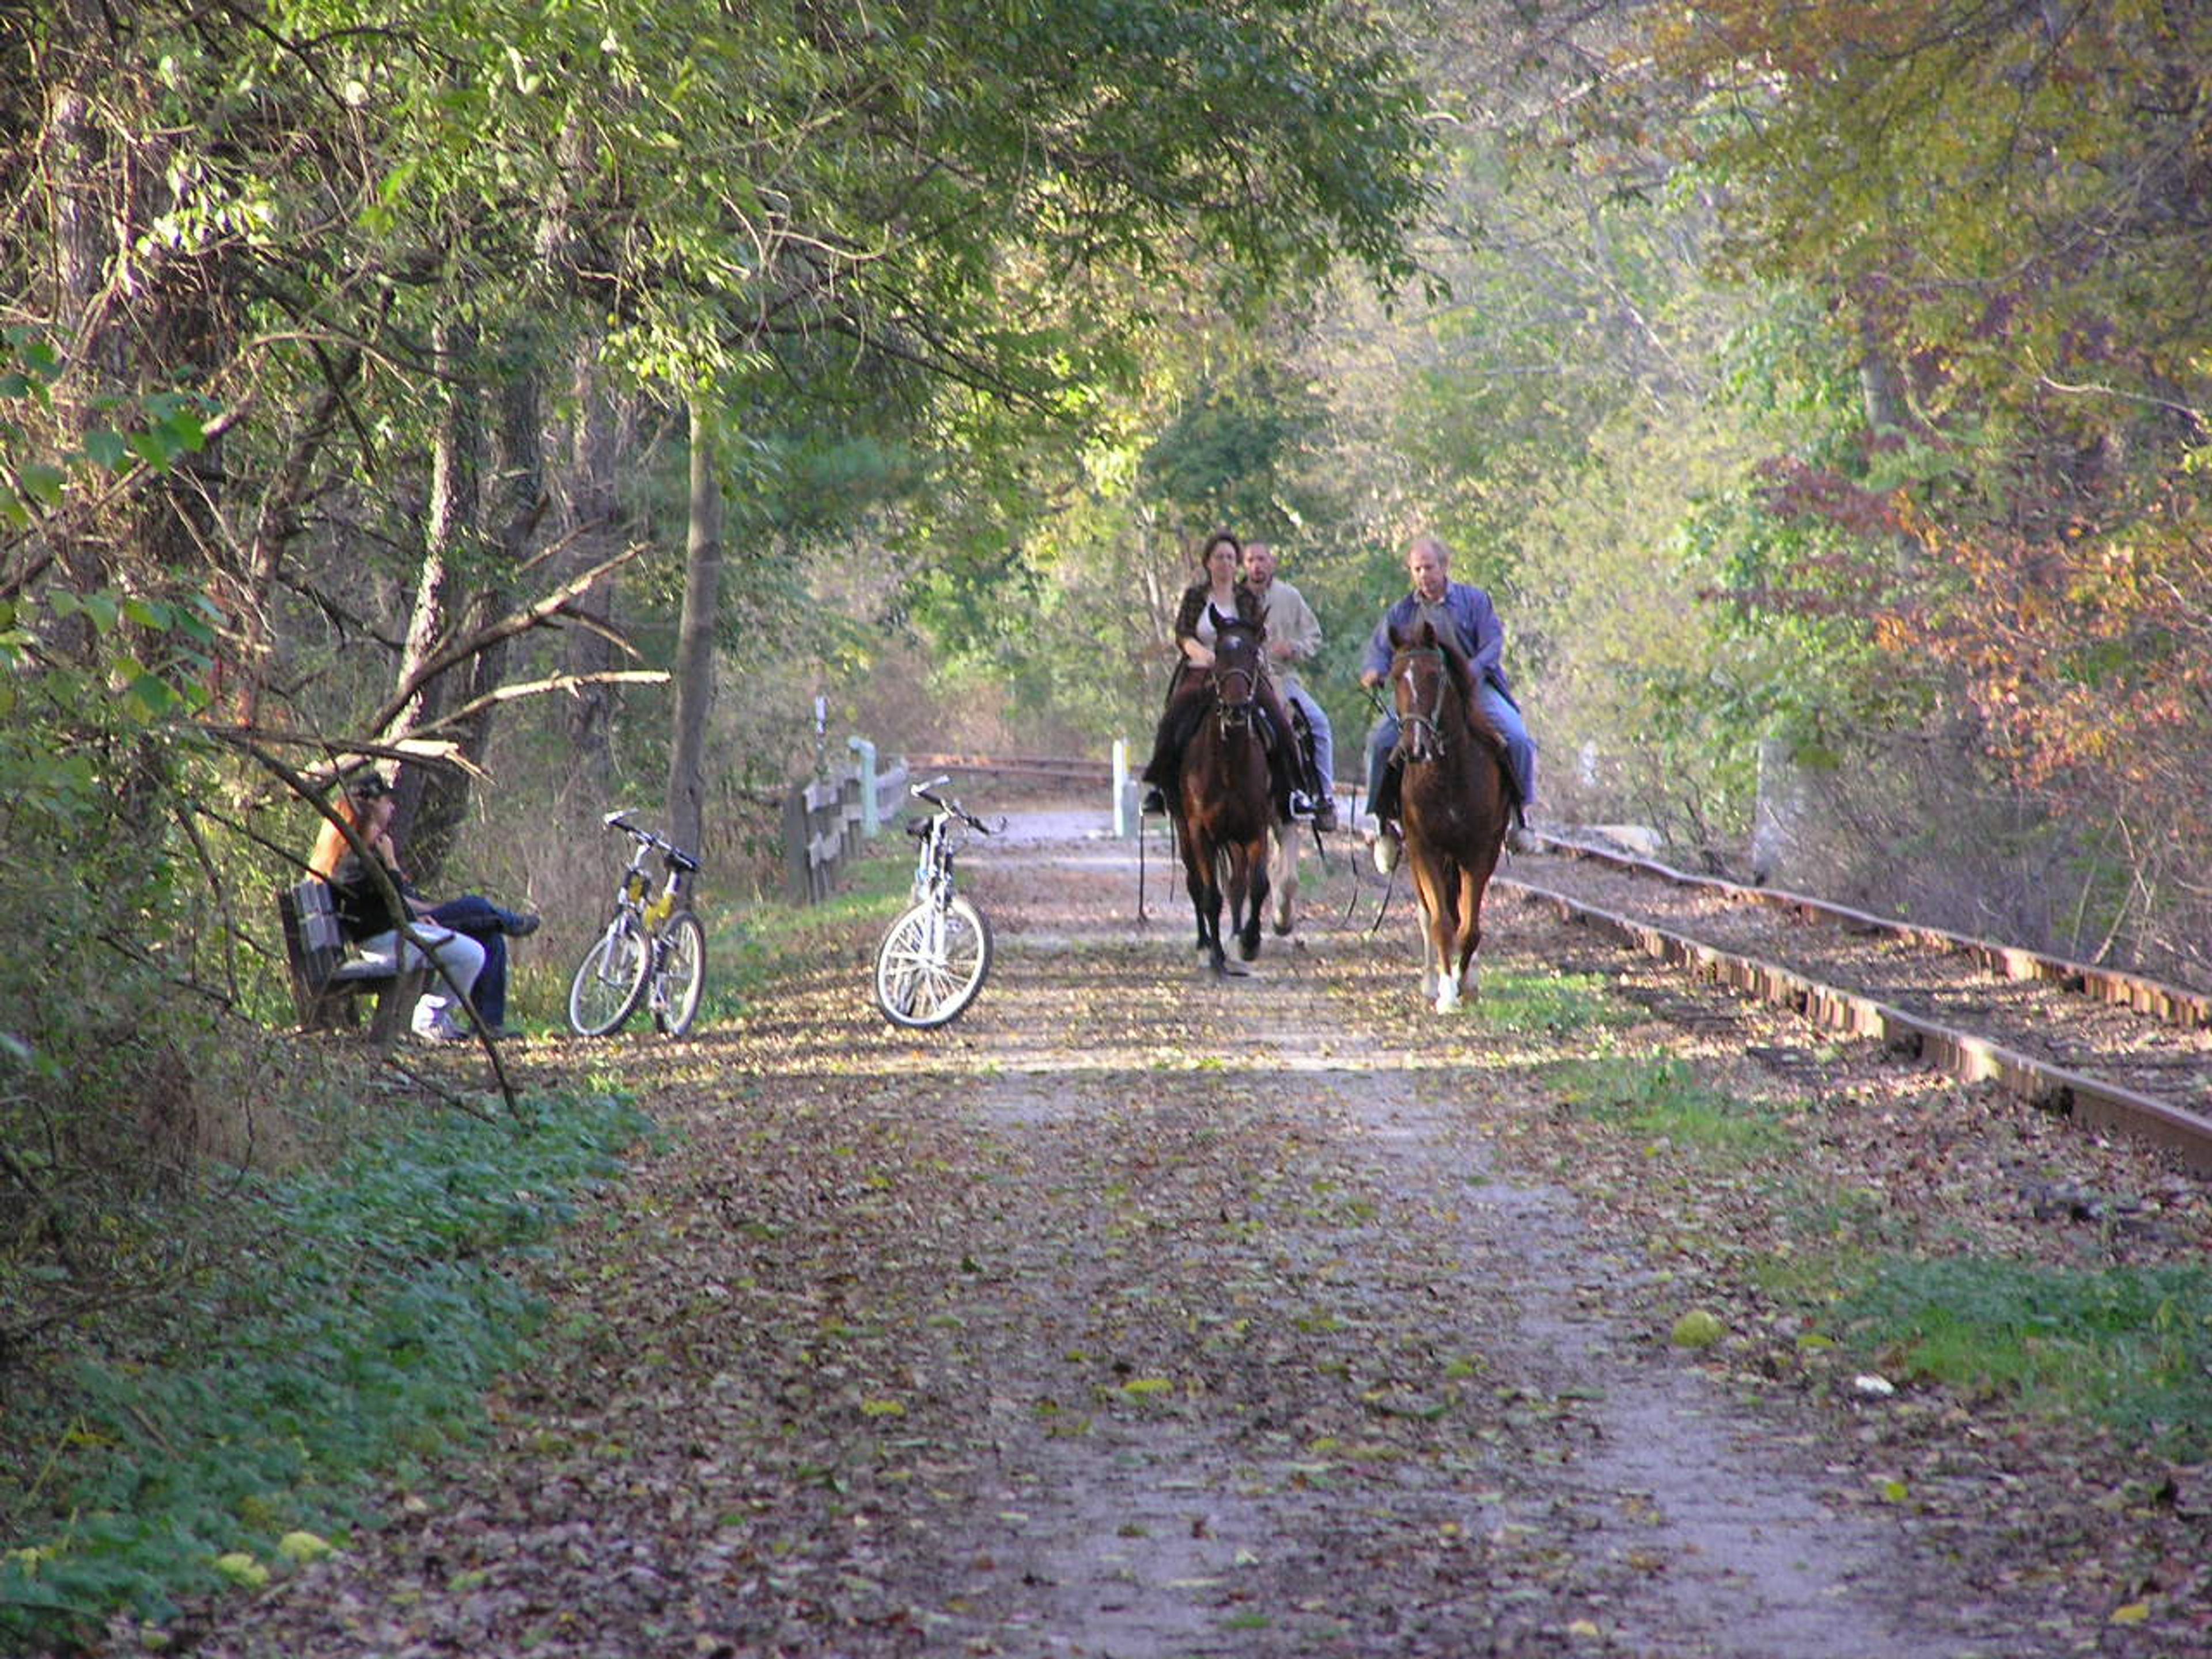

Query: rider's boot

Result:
[1365,764,1403,873]
[1304,753,1338,831]
[1506,801,1539,853]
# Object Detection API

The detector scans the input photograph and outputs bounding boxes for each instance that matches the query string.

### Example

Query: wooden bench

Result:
[276,878,426,1046]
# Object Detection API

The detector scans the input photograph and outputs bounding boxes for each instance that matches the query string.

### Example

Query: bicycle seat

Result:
[904,817,931,840]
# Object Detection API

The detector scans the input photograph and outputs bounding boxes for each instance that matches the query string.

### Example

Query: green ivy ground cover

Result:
[0,1089,653,1652]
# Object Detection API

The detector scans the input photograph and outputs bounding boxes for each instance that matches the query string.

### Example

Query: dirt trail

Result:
[191,802,2200,1658]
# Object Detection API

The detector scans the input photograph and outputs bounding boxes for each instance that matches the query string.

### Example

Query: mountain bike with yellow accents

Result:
[567,812,706,1037]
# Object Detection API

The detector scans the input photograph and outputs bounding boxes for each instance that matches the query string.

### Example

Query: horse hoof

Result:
[1221,958,1252,977]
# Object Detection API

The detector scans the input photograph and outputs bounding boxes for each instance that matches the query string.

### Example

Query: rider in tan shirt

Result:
[1240,540,1338,832]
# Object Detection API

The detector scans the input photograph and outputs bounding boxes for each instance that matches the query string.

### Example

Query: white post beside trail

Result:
[1112,738,1132,838]
[847,736,881,837]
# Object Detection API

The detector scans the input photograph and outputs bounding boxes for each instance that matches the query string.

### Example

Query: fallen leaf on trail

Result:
[1669,1309,1725,1348]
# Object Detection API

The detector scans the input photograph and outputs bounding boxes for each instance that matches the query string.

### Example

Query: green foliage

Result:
[1471,969,1626,1037]
[1138,366,1337,541]
[0,1090,652,1648]
[2,328,215,529]
[1554,1055,1787,1155]
[0,577,266,1379]
[1834,1256,2212,1457]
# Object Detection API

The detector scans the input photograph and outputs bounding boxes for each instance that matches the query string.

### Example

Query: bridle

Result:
[1209,626,1262,733]
[1391,646,1452,764]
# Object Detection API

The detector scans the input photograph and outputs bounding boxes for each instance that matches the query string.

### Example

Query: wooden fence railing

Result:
[782,746,910,904]
[781,744,1135,904]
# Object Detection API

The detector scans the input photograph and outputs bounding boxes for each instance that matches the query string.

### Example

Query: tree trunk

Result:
[236,352,361,729]
[391,317,479,876]
[665,399,722,859]
[40,32,116,646]
[456,341,541,762]
[561,340,622,790]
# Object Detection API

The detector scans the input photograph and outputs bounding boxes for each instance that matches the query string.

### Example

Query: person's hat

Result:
[345,770,391,802]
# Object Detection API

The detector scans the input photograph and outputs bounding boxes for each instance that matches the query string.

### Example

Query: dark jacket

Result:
[327,851,405,942]
[1173,580,1262,648]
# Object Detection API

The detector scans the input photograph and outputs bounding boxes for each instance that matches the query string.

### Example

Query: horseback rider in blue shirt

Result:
[1358,533,1539,872]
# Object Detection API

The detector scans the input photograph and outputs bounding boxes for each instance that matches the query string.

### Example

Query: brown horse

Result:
[1175,608,1277,975]
[1388,620,1511,1011]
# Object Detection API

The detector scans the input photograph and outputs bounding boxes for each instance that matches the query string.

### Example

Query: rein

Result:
[1392,646,1453,760]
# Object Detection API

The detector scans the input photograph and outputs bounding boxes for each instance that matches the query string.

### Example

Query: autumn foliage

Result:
[1634,0,2212,978]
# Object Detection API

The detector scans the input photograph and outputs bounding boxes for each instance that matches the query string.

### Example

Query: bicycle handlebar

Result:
[601,810,702,872]
[910,775,994,835]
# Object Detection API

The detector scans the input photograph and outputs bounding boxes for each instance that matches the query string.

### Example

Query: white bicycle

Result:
[873,776,996,1029]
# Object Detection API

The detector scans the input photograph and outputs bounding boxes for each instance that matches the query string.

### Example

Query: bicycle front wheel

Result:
[652,911,707,1036]
[568,918,651,1036]
[873,894,993,1029]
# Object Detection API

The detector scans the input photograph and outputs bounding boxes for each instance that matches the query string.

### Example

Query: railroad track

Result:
[913,751,2212,1173]
[1491,830,2212,1177]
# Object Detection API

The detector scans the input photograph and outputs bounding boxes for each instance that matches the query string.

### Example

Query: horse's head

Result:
[1388,620,1468,765]
[1209,607,1266,717]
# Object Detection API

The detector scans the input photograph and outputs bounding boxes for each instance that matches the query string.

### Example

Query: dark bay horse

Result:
[1388,620,1511,1011]
[1175,608,1276,975]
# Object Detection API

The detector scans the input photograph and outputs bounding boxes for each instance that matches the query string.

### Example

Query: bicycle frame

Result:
[910,808,961,909]
[873,776,995,1029]
[569,812,704,1037]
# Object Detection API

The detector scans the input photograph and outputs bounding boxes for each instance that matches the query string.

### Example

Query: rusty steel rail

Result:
[906,752,1113,784]
[1527,830,2212,1030]
[1506,832,2212,1177]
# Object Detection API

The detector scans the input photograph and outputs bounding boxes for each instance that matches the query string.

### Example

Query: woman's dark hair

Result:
[1197,529,1241,567]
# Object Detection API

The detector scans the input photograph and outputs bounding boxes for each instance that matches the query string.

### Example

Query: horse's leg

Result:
[1423,863,1464,1013]
[1179,817,1214,960]
[1406,861,1440,1003]
[1237,836,1268,962]
[1203,853,1229,974]
[1454,865,1486,1002]
[1217,840,1251,969]
[1268,817,1299,936]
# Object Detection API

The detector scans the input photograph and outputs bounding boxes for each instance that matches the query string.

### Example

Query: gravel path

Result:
[184,801,2209,1658]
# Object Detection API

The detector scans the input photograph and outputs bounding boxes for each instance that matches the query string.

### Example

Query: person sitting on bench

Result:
[309,771,535,1040]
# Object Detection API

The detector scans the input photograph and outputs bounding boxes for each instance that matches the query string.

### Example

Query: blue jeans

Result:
[426,895,527,1026]
[1365,681,1537,820]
